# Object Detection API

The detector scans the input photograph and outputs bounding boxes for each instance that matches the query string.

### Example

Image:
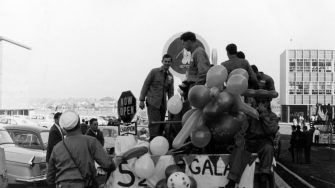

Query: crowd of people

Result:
[139,31,279,188]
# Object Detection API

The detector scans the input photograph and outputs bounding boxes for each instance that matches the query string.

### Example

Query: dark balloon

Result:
[202,99,221,123]
[156,179,168,188]
[165,164,184,179]
[188,85,211,109]
[122,146,148,161]
[191,125,211,148]
[189,176,198,188]
[216,91,235,112]
[208,113,241,143]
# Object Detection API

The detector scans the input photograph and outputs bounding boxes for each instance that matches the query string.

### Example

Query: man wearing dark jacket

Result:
[86,118,104,146]
[46,112,63,163]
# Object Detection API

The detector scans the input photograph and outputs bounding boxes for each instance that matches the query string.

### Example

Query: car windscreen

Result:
[0,130,14,144]
[40,131,49,145]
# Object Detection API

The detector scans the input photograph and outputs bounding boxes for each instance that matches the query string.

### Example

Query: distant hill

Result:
[100,96,115,101]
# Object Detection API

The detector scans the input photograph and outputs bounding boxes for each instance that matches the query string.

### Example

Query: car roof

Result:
[1,124,49,132]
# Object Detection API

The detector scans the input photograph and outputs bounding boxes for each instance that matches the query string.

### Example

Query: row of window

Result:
[289,59,334,72]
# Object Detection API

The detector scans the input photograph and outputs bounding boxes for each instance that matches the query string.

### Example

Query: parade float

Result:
[105,33,278,188]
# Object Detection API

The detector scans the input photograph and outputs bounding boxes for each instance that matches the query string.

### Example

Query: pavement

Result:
[276,123,335,188]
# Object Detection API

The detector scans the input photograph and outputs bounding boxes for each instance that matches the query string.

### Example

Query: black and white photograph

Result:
[0,0,335,187]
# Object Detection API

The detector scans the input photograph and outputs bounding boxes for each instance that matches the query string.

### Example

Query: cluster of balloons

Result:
[172,65,259,149]
[156,165,197,188]
[121,136,170,179]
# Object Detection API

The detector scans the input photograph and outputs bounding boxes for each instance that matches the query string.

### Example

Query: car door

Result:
[11,130,44,150]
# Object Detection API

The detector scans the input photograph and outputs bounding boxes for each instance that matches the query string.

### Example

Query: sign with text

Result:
[106,155,256,188]
[118,90,137,123]
[118,122,138,136]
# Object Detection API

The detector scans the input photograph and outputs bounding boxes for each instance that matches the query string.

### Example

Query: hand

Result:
[139,101,145,110]
[257,103,267,113]
[114,156,123,167]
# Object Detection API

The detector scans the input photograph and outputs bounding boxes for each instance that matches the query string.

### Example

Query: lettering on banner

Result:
[188,158,228,176]
[117,161,148,187]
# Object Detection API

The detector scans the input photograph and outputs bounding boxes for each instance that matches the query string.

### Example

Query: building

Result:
[280,49,335,122]
[0,36,32,115]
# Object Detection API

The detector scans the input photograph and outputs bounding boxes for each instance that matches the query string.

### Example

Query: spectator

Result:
[86,118,104,146]
[313,128,320,145]
[303,126,313,164]
[80,119,89,135]
[46,112,63,163]
[289,125,297,162]
[292,126,305,164]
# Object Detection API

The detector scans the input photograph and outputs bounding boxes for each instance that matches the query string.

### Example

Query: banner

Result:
[106,155,256,188]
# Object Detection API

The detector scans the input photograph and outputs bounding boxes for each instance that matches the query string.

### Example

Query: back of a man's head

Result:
[180,32,196,42]
[236,51,245,59]
[226,43,237,55]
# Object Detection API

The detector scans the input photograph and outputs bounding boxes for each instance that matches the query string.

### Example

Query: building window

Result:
[289,59,295,72]
[312,82,318,94]
[296,82,303,94]
[312,60,318,72]
[326,60,332,72]
[297,59,303,72]
[318,82,325,94]
[303,82,310,94]
[304,59,310,72]
[319,59,325,72]
[289,81,295,94]
[326,81,332,94]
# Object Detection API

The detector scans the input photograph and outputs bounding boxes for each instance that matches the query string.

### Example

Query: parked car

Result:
[98,126,118,154]
[0,116,39,127]
[0,127,47,185]
[3,125,49,151]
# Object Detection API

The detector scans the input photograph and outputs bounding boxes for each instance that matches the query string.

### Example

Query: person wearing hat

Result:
[46,112,63,163]
[47,111,117,188]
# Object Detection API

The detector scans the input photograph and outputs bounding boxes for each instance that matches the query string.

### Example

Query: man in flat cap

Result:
[47,110,117,188]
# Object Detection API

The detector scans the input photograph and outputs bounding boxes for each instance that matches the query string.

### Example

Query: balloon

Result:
[150,136,169,156]
[188,85,211,109]
[191,125,211,148]
[226,74,248,95]
[134,154,155,178]
[173,110,202,149]
[228,68,249,80]
[209,87,221,98]
[189,176,197,188]
[167,172,191,188]
[242,89,278,98]
[208,113,242,143]
[165,164,184,179]
[181,109,197,125]
[167,95,183,114]
[206,65,228,88]
[156,179,168,188]
[232,95,259,119]
[122,146,148,160]
[216,91,235,112]
[202,99,221,123]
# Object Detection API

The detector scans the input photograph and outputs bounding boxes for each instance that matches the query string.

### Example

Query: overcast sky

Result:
[1,0,335,99]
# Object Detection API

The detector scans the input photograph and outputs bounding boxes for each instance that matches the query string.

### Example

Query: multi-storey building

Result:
[280,49,335,122]
[0,36,31,115]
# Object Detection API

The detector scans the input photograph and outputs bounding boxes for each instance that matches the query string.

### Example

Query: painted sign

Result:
[118,91,137,123]
[163,33,210,80]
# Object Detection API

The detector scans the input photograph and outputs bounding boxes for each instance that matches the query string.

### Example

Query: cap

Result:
[59,110,79,131]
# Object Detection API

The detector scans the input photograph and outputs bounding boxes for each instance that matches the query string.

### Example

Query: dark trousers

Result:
[246,141,274,174]
[289,146,295,162]
[304,146,311,163]
[147,103,166,141]
[314,135,319,144]
[228,147,252,183]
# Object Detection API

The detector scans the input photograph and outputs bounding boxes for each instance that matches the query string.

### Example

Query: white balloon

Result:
[134,154,155,179]
[150,136,169,156]
[167,172,191,188]
[167,95,183,114]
